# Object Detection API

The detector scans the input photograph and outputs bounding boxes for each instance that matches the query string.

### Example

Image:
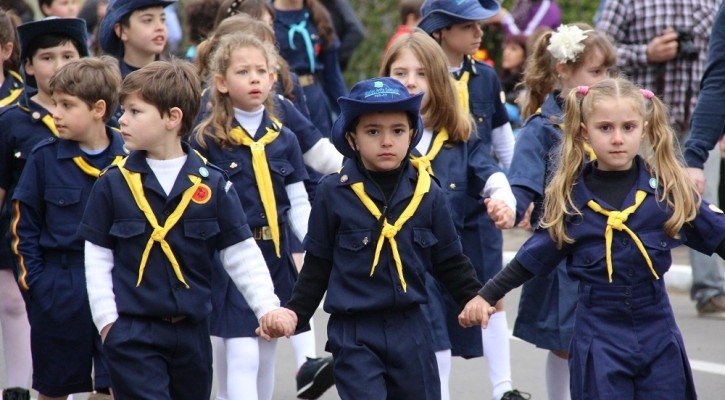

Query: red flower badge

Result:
[192,184,212,204]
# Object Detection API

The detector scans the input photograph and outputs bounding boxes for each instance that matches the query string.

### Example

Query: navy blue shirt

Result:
[508,93,564,224]
[517,157,725,285]
[455,56,509,153]
[78,146,253,320]
[305,159,464,314]
[192,112,308,229]
[0,70,24,108]
[12,128,127,290]
[273,6,347,114]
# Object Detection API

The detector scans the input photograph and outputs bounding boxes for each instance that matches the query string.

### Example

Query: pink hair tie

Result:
[640,89,655,99]
[576,86,589,95]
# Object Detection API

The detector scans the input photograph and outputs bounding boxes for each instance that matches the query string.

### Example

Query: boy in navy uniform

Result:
[0,18,89,267]
[260,77,491,400]
[10,56,123,399]
[79,59,296,400]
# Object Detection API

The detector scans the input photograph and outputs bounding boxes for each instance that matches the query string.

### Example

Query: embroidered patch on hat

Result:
[192,183,212,204]
[364,80,403,99]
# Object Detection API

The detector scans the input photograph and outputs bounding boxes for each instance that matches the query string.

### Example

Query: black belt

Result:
[160,315,187,323]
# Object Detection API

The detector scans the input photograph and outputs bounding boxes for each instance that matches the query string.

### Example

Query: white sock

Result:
[435,350,451,400]
[291,320,317,368]
[0,270,32,388]
[546,351,571,400]
[216,336,260,400]
[481,311,513,399]
[257,338,277,400]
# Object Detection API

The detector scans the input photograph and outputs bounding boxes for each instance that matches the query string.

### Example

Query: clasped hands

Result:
[458,295,497,329]
[256,307,298,340]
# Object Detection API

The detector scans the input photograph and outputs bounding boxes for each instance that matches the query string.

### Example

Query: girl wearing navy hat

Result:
[271,0,347,137]
[193,32,312,400]
[467,77,725,399]
[380,29,518,400]
[260,76,493,400]
[418,1,522,398]
[508,23,616,400]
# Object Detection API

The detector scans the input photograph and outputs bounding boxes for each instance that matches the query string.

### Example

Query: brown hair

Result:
[520,23,616,119]
[380,29,472,143]
[399,0,423,24]
[184,0,223,45]
[120,58,201,137]
[49,55,121,123]
[214,0,274,28]
[194,33,278,149]
[0,8,20,71]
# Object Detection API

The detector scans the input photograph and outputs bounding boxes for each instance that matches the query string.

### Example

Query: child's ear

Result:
[24,58,35,76]
[114,22,126,42]
[580,122,589,141]
[345,132,357,151]
[214,74,228,94]
[0,42,14,62]
[555,63,569,80]
[92,99,107,120]
[165,107,183,130]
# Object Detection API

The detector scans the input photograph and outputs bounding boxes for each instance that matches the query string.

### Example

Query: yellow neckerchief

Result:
[453,71,471,113]
[349,161,431,292]
[410,129,448,175]
[118,157,203,288]
[74,155,125,178]
[228,121,282,257]
[0,71,24,107]
[586,190,659,283]
[536,106,598,161]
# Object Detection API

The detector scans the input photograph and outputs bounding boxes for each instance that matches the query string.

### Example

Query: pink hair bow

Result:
[576,86,589,95]
[640,89,655,99]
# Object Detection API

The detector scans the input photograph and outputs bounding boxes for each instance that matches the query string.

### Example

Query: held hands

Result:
[458,296,496,329]
[686,167,706,195]
[256,307,298,341]
[484,198,515,229]
[516,202,534,231]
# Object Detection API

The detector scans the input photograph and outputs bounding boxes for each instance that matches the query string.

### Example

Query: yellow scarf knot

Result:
[350,162,431,292]
[587,190,659,282]
[410,129,449,175]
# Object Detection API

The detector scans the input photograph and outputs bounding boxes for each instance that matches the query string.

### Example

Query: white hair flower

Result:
[547,25,590,63]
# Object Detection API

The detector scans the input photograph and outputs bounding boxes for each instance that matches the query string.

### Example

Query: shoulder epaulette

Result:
[30,136,58,153]
[205,161,230,181]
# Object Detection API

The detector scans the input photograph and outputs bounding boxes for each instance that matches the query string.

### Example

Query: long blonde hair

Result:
[194,32,278,149]
[541,77,700,247]
[520,23,616,119]
[379,30,472,143]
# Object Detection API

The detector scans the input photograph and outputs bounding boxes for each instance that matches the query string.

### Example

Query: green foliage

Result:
[344,0,602,86]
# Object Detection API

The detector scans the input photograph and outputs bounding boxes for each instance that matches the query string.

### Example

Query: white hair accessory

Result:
[547,25,590,63]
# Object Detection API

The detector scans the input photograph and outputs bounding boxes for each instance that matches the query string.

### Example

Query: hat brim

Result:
[418,0,500,34]
[100,0,175,56]
[331,93,424,159]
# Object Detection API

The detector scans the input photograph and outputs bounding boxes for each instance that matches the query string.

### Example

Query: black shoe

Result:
[500,389,531,400]
[2,388,30,400]
[296,356,335,399]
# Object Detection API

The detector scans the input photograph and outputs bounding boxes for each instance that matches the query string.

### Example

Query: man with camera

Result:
[596,0,725,318]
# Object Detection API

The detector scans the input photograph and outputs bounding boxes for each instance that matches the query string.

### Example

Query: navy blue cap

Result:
[331,77,424,159]
[99,0,176,56]
[17,17,89,87]
[418,0,500,34]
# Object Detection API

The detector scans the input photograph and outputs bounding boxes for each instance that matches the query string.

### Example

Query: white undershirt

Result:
[145,155,186,195]
[234,106,264,137]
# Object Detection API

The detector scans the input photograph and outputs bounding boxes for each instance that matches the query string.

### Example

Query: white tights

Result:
[0,269,31,388]
[213,336,277,400]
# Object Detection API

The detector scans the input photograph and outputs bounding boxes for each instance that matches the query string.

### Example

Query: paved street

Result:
[2,229,724,399]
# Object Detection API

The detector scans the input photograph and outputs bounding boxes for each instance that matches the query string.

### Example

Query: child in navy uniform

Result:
[0,17,88,400]
[260,77,491,400]
[11,56,123,399]
[0,9,23,108]
[79,59,296,400]
[473,77,725,399]
[418,2,522,398]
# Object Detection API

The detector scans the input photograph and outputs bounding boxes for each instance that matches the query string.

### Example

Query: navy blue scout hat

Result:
[331,77,424,159]
[17,17,89,88]
[418,0,501,34]
[18,17,89,63]
[99,0,176,56]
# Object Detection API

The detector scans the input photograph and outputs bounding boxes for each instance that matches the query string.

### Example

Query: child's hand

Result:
[458,296,495,328]
[100,322,114,343]
[517,202,534,231]
[256,308,298,340]
[484,198,515,229]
